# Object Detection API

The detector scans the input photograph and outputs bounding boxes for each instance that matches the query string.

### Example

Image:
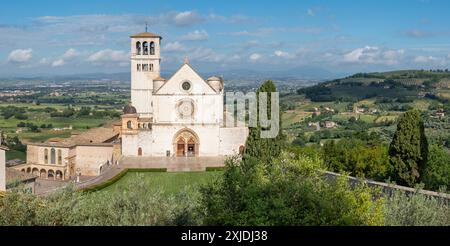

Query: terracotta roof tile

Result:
[130,32,161,38]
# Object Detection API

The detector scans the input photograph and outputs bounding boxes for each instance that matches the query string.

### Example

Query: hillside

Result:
[298,70,450,102]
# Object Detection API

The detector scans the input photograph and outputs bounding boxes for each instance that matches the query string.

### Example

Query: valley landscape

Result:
[0,1,450,239]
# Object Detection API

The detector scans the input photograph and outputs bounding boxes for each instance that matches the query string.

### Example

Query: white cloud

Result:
[87,49,128,62]
[274,50,295,59]
[52,59,65,67]
[62,48,80,59]
[163,42,186,52]
[173,11,203,26]
[343,46,404,65]
[249,53,262,61]
[227,27,322,37]
[414,55,438,63]
[307,9,316,17]
[207,14,252,24]
[189,47,224,63]
[7,48,33,63]
[181,30,209,41]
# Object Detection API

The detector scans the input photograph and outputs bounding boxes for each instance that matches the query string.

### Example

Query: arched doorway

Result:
[55,170,63,180]
[176,138,185,157]
[32,168,39,176]
[138,147,143,156]
[26,167,31,173]
[173,129,199,157]
[239,145,245,155]
[48,170,55,179]
[40,169,47,178]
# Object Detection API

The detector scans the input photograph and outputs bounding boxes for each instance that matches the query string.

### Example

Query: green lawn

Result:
[100,171,223,195]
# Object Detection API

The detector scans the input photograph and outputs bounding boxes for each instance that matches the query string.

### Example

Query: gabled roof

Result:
[154,62,218,94]
[30,127,119,148]
[130,32,161,38]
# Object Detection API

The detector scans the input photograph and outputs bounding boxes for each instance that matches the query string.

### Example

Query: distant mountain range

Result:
[0,66,346,82]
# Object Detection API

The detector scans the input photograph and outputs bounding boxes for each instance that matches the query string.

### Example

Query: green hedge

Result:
[81,168,168,192]
[205,167,225,172]
[128,168,167,173]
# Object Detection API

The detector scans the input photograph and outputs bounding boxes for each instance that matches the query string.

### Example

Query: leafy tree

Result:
[292,133,308,147]
[14,113,28,120]
[17,122,26,127]
[422,145,450,191]
[388,110,428,187]
[322,138,390,180]
[78,107,91,116]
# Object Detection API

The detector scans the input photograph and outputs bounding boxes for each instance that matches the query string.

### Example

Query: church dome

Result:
[207,76,223,92]
[123,104,137,114]
[207,76,221,81]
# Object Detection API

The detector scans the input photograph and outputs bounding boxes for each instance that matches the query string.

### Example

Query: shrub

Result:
[383,189,450,226]
[200,153,384,226]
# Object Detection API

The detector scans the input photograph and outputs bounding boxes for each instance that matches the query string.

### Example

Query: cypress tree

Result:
[388,109,428,187]
[244,80,285,165]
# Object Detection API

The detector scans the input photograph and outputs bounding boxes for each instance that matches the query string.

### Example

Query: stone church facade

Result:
[12,31,248,180]
[121,31,248,157]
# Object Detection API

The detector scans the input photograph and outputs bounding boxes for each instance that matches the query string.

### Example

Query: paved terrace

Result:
[120,156,225,172]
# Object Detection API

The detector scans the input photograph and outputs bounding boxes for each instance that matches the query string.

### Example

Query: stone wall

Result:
[0,148,5,191]
[219,127,249,156]
[75,145,114,176]
[322,171,450,201]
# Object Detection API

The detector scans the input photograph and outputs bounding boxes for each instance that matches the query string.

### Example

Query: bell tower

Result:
[130,29,162,118]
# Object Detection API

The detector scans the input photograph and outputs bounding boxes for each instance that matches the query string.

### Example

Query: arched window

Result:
[138,147,142,156]
[127,120,132,129]
[57,149,62,165]
[138,123,141,129]
[150,42,155,55]
[143,42,149,55]
[136,41,141,55]
[137,64,141,71]
[150,64,154,71]
[50,148,56,164]
[44,149,49,164]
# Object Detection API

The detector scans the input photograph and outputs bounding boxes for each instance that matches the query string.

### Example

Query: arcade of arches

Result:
[20,166,66,180]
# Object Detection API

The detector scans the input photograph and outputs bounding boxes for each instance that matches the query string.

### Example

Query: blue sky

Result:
[1,0,450,77]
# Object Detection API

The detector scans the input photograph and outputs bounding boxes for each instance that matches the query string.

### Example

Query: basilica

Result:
[122,31,248,158]
[11,31,248,180]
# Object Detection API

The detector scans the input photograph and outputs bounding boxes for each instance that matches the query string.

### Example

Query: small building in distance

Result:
[434,110,445,119]
[323,121,338,129]
[13,124,121,179]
